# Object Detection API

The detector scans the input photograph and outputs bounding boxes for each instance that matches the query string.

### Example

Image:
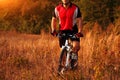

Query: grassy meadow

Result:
[0,24,120,80]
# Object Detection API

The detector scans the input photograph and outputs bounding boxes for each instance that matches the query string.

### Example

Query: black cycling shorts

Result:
[59,30,80,48]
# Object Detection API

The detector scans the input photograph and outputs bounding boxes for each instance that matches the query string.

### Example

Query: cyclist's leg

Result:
[72,41,80,54]
[71,40,80,68]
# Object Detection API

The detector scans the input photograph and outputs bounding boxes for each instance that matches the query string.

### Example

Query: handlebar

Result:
[51,31,84,38]
[57,33,77,39]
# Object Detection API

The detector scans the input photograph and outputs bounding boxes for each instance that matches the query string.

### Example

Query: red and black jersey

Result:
[53,3,81,31]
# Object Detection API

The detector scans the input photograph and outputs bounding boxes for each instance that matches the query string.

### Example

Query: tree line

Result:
[0,0,119,34]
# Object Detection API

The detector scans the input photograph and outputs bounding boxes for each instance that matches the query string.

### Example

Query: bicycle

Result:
[57,33,83,74]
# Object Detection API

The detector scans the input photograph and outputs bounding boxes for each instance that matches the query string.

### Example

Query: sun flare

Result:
[0,0,7,2]
[0,0,20,8]
[0,0,16,4]
[0,0,9,4]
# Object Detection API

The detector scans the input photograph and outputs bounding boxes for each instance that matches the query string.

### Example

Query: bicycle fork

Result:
[64,40,72,68]
[65,52,71,68]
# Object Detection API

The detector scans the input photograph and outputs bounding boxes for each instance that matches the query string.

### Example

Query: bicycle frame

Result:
[58,33,77,74]
[62,39,72,68]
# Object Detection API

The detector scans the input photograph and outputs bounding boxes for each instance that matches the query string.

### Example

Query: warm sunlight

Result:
[0,0,7,3]
[0,0,11,5]
[0,0,5,1]
[0,0,19,4]
[0,0,21,8]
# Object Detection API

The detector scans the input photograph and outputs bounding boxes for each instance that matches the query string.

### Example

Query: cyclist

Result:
[51,0,83,68]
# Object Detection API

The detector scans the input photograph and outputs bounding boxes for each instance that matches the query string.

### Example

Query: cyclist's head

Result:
[61,0,70,5]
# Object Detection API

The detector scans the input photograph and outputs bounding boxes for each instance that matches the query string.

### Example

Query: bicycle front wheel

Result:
[59,47,67,67]
[58,47,71,72]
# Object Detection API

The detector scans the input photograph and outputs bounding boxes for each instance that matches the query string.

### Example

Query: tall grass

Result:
[0,24,120,80]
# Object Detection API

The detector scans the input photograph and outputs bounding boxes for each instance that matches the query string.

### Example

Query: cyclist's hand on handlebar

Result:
[75,32,83,38]
[51,30,57,36]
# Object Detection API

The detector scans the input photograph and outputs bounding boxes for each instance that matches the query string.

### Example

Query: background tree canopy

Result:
[0,0,119,34]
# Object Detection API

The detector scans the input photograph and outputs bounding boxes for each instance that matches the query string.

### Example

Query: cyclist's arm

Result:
[76,7,83,33]
[77,17,83,33]
[51,17,57,32]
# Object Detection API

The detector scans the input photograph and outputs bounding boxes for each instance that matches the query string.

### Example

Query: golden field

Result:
[0,24,120,80]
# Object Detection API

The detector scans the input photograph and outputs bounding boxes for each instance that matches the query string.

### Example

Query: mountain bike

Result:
[57,33,81,74]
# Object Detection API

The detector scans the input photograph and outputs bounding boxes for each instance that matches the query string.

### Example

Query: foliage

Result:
[77,0,120,29]
[0,0,119,33]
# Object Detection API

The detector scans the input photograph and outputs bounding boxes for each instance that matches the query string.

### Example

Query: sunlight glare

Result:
[0,0,6,2]
[0,0,20,8]
[0,0,9,4]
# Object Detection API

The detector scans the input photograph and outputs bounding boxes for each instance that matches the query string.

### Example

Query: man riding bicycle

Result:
[51,0,83,68]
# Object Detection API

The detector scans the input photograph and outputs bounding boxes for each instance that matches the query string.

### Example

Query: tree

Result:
[77,0,120,29]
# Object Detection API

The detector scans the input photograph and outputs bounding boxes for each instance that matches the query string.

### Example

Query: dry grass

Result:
[0,24,120,80]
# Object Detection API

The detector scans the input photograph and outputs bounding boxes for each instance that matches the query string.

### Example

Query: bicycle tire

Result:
[58,47,67,72]
[58,47,72,73]
[60,47,67,66]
